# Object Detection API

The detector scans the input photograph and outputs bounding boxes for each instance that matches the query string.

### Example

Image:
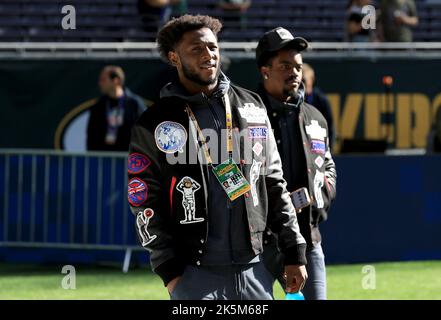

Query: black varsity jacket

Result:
[127,82,307,286]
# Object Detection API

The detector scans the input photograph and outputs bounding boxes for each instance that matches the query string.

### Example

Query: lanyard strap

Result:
[223,93,233,157]
[106,95,125,126]
[186,93,233,166]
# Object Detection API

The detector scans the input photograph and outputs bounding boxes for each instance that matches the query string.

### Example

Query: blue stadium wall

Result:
[321,154,441,264]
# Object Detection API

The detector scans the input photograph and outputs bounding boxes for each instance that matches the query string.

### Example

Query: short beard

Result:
[181,62,219,86]
[283,87,297,98]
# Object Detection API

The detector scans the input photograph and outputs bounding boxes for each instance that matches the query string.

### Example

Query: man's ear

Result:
[168,51,179,67]
[260,66,270,80]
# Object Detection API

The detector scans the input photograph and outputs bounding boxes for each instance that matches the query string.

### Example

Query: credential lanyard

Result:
[186,93,233,167]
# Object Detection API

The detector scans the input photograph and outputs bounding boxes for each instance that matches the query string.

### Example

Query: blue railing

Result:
[0,149,143,271]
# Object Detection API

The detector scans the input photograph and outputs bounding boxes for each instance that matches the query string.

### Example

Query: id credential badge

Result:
[186,93,252,201]
[212,159,251,201]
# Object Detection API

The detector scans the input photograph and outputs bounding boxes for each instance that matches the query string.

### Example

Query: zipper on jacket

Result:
[204,95,222,132]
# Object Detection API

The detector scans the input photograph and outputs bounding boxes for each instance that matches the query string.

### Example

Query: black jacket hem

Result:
[155,257,187,287]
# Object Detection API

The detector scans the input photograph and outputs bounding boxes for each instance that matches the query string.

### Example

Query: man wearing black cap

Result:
[255,27,337,300]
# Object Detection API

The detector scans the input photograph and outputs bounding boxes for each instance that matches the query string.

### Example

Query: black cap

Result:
[256,27,309,67]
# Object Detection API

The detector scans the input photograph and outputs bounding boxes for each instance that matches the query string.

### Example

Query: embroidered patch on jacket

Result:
[252,142,264,156]
[128,178,148,207]
[249,159,262,207]
[238,103,267,124]
[311,139,326,155]
[128,153,151,174]
[176,176,204,224]
[154,121,187,154]
[305,120,327,141]
[314,156,324,168]
[136,208,157,246]
[248,126,268,139]
[313,171,325,209]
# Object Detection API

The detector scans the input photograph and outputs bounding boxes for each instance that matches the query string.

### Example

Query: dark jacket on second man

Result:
[305,86,335,150]
[257,83,337,248]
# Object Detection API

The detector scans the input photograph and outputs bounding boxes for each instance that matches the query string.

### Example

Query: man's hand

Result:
[284,265,308,293]
[166,276,182,294]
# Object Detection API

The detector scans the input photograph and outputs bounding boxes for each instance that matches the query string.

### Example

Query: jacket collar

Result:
[258,82,305,112]
[159,71,231,106]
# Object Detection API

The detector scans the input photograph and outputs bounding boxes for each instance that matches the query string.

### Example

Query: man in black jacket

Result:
[128,15,307,300]
[87,65,146,151]
[255,27,337,300]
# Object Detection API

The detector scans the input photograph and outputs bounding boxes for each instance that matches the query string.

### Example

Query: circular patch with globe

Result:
[154,121,187,154]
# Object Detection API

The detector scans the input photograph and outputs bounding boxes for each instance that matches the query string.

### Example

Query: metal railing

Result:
[0,149,143,272]
[2,42,441,58]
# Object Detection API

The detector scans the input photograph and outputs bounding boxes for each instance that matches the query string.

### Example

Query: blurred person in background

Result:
[219,0,251,12]
[435,107,441,152]
[138,0,184,34]
[87,65,146,151]
[379,0,418,42]
[255,27,337,300]
[220,55,232,73]
[303,63,336,150]
[218,0,252,31]
[427,107,441,153]
[345,0,376,42]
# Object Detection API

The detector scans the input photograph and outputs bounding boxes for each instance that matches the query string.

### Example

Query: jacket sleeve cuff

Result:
[154,257,187,287]
[282,243,307,266]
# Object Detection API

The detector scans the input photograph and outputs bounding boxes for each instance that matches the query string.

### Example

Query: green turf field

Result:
[0,260,440,300]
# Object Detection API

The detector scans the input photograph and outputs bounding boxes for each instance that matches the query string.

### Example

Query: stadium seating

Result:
[0,0,440,42]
